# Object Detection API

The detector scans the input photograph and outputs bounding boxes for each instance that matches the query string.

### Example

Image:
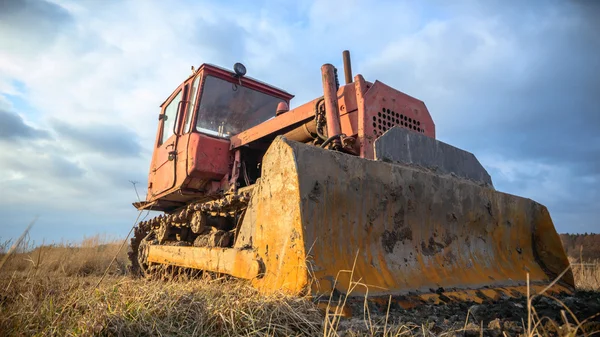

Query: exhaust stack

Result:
[343,50,353,84]
[321,64,343,148]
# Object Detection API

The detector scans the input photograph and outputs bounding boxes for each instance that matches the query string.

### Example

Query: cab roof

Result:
[160,63,294,108]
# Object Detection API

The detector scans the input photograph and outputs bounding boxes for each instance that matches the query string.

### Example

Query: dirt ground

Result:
[338,291,600,336]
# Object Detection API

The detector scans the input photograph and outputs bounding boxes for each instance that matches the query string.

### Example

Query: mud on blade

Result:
[233,137,574,303]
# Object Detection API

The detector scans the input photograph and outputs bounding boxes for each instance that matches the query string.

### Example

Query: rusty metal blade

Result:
[147,245,262,280]
[235,136,574,301]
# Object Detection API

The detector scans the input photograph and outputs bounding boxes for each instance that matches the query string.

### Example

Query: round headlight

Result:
[233,63,247,77]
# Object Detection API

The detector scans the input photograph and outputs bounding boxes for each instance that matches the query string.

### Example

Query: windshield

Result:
[196,75,285,138]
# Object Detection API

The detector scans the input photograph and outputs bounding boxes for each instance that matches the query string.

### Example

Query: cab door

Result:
[151,84,188,195]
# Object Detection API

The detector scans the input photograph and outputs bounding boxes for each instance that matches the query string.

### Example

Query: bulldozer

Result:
[130,51,574,307]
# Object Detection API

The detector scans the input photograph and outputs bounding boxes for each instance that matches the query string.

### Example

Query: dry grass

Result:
[0,276,322,336]
[0,235,128,277]
[0,234,322,336]
[0,236,598,336]
[570,258,600,291]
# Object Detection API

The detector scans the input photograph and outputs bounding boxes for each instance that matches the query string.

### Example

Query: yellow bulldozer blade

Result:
[145,135,574,306]
[232,136,574,304]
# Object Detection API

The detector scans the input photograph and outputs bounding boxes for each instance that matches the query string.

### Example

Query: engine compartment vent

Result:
[372,108,425,137]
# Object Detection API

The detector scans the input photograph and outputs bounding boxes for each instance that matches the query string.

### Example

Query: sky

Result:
[0,0,598,244]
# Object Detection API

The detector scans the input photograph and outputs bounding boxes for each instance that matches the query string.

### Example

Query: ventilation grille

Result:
[372,108,425,137]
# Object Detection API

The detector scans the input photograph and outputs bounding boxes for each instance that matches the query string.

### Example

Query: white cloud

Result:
[0,0,598,241]
[0,95,12,110]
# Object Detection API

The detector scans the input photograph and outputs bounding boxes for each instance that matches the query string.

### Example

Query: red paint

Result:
[138,63,436,212]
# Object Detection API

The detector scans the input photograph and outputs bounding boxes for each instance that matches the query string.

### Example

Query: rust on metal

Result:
[233,137,574,298]
[321,64,343,147]
[343,50,353,84]
[147,245,262,280]
[230,98,318,149]
[130,52,573,309]
[276,101,289,116]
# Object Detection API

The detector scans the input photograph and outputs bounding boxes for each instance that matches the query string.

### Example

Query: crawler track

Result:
[128,190,253,277]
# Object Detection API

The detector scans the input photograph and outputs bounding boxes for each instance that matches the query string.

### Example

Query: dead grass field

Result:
[570,258,600,291]
[0,235,598,336]
[0,235,128,278]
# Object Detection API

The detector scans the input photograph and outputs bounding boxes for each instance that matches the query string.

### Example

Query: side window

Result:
[159,90,182,146]
[184,75,201,133]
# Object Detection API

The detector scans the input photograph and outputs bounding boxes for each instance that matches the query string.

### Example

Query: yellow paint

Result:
[147,137,574,305]
[241,137,574,298]
[147,245,261,280]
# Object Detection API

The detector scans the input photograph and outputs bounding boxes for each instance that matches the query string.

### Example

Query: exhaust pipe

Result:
[321,64,343,148]
[342,50,352,84]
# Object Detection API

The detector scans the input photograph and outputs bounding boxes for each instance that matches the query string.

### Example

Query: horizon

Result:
[1,0,599,243]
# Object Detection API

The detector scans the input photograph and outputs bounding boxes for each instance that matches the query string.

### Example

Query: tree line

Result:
[560,233,600,262]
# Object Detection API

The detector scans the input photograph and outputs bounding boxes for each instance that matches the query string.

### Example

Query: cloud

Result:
[482,155,599,233]
[0,109,49,140]
[49,155,86,179]
[52,120,142,158]
[0,0,598,242]
[360,1,600,232]
[0,0,74,54]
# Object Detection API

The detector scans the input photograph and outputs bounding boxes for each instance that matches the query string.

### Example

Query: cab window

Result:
[195,75,284,138]
[159,90,182,145]
[184,75,201,133]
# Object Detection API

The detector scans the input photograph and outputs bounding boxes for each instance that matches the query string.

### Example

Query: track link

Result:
[128,190,253,277]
